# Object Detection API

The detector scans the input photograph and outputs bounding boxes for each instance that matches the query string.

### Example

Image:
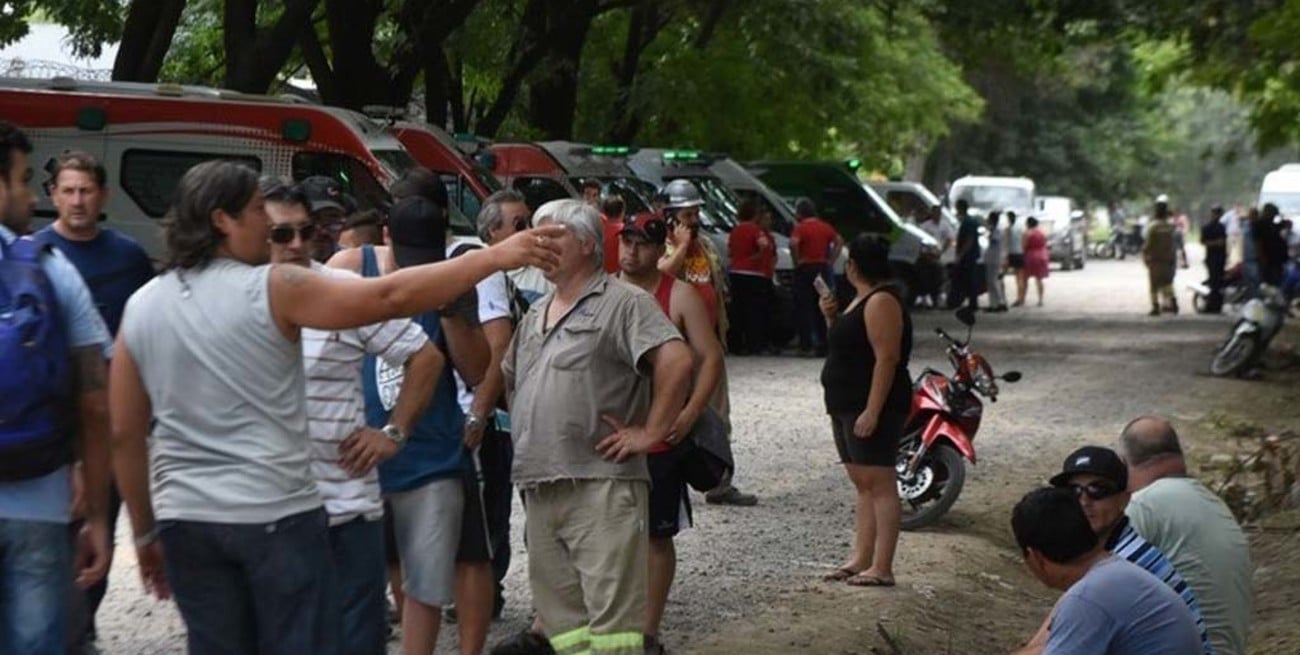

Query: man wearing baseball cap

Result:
[327,189,492,655]
[301,175,357,262]
[1010,446,1212,655]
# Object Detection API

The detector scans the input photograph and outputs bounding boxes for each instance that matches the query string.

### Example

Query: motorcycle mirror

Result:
[955,307,976,327]
[1002,371,1022,382]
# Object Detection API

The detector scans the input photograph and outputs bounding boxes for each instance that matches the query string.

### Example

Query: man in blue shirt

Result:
[33,150,154,650]
[1009,487,1201,655]
[0,122,114,654]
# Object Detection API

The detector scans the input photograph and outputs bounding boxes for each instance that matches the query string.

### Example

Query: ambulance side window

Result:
[292,152,389,212]
[120,150,261,218]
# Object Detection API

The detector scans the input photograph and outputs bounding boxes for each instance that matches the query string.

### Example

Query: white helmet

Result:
[661,179,705,209]
[1155,193,1170,204]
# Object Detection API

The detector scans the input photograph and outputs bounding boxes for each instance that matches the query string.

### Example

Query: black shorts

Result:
[1008,254,1025,269]
[456,453,493,563]
[648,449,693,539]
[831,411,906,467]
[383,501,400,565]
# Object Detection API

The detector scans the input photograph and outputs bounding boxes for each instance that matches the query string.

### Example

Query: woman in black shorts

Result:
[817,234,912,587]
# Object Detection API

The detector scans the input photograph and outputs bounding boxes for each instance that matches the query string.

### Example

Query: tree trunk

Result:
[475,0,554,137]
[525,2,599,140]
[112,0,185,82]
[223,0,319,93]
[606,0,668,143]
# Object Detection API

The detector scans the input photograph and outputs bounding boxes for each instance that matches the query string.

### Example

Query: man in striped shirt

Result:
[1010,446,1213,655]
[264,179,444,655]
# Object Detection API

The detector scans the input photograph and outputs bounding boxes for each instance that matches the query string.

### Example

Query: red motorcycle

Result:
[896,308,1020,530]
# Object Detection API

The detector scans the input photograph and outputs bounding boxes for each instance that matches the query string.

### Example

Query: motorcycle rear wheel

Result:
[896,441,966,531]
[1210,330,1259,377]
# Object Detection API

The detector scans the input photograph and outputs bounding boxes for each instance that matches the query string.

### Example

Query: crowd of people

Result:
[0,112,1255,655]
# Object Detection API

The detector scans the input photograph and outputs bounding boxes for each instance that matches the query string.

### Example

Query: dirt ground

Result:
[92,251,1298,654]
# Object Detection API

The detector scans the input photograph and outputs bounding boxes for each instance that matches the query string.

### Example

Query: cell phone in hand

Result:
[813,274,831,298]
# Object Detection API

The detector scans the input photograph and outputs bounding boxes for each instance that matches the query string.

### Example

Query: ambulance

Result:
[0,77,416,257]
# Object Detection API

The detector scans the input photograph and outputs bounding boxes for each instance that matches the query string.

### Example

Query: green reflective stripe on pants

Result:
[550,626,592,654]
[590,631,644,654]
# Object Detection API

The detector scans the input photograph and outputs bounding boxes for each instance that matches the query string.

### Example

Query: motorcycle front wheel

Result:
[896,439,966,531]
[1210,329,1259,377]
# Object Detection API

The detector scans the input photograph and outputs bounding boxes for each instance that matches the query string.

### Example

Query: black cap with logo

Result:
[1049,446,1128,489]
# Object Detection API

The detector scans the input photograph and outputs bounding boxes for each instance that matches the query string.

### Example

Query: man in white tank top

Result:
[108,161,564,655]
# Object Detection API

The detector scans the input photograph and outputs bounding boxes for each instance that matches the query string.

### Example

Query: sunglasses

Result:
[269,223,318,245]
[1069,482,1121,501]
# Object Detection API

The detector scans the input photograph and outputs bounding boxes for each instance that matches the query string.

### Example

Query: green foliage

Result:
[570,0,981,166]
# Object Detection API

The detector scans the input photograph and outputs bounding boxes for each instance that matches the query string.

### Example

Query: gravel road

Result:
[93,253,1264,654]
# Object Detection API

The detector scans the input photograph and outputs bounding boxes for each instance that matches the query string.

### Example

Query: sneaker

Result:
[1148,307,1161,317]
[705,485,759,506]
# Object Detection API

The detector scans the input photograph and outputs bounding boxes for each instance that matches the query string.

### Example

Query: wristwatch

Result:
[381,424,407,447]
[465,413,487,434]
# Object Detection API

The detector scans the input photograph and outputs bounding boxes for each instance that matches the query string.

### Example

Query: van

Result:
[387,119,502,225]
[746,161,939,271]
[1258,163,1300,218]
[534,142,658,214]
[948,175,1035,220]
[1035,195,1086,270]
[708,157,797,236]
[1,77,414,258]
[487,142,579,210]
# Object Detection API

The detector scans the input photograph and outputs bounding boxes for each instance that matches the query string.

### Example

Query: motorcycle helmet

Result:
[660,179,705,210]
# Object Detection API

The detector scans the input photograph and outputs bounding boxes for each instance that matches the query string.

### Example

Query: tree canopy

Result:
[2,0,1295,208]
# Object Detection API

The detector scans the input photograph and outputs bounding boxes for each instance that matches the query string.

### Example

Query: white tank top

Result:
[121,259,320,523]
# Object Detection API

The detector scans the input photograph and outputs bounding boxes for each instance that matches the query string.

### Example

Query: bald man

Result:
[1118,417,1252,655]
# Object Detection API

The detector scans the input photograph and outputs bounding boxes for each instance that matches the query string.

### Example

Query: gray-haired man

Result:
[503,199,693,655]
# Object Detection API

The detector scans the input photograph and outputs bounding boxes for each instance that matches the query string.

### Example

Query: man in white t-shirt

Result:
[915,205,955,307]
[264,179,443,655]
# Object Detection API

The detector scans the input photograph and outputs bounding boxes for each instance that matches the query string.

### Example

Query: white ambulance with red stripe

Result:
[0,77,417,257]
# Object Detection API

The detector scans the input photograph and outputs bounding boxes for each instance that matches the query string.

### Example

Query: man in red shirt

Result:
[790,198,843,356]
[618,213,725,655]
[728,199,775,355]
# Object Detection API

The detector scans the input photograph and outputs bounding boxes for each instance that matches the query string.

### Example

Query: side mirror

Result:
[955,306,976,327]
[1002,371,1022,382]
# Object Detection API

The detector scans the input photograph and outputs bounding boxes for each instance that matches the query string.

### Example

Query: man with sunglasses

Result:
[264,178,443,655]
[1009,446,1212,655]
[1010,487,1202,655]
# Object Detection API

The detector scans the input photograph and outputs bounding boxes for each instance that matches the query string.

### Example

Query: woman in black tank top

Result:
[817,234,912,588]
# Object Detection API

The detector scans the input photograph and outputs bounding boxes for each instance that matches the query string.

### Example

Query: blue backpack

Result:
[0,236,72,481]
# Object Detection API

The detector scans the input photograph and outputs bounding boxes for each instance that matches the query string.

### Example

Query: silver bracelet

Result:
[133,526,160,548]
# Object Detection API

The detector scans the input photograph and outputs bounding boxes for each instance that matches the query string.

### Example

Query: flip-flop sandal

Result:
[822,567,860,582]
[845,574,896,587]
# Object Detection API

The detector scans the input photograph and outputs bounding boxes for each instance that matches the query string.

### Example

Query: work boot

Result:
[489,630,555,655]
[1148,306,1161,317]
[644,634,669,654]
[1166,299,1179,315]
[705,484,759,506]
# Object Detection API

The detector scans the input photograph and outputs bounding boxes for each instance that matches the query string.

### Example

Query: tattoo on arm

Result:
[72,346,107,392]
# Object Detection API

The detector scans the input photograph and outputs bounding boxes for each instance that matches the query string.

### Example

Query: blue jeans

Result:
[0,518,71,655]
[328,517,386,655]
[159,508,341,655]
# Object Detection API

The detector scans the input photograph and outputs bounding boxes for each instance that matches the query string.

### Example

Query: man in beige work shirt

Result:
[503,199,693,655]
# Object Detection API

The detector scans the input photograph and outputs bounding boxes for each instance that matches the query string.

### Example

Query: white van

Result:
[1035,195,1086,270]
[1258,163,1300,218]
[948,175,1036,220]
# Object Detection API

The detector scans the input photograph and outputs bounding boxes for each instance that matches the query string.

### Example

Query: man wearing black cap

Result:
[327,192,492,655]
[301,175,357,262]
[1009,446,1212,655]
[618,212,726,655]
